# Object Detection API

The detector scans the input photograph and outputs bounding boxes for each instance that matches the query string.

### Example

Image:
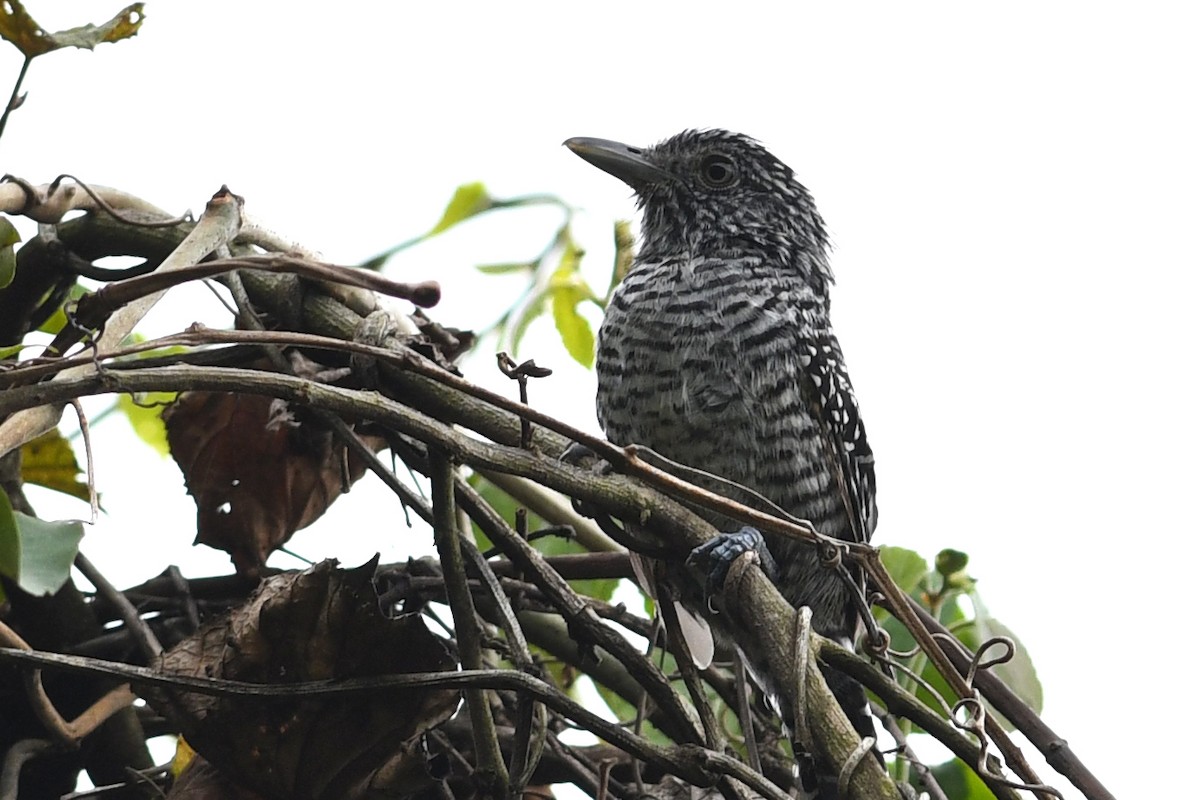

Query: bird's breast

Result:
[595,258,823,502]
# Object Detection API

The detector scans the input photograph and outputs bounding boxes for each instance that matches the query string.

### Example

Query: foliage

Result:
[0,486,85,601]
[19,428,89,502]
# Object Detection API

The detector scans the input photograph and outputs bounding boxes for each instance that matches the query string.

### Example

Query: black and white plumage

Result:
[566,129,878,781]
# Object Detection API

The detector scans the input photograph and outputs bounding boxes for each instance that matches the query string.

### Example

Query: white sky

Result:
[7,3,1198,799]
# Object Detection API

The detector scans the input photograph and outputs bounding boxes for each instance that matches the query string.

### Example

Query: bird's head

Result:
[565,129,831,282]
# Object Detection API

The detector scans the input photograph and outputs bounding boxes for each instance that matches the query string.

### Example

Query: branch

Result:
[429,450,509,795]
[904,600,1115,800]
[0,622,136,748]
[0,187,242,457]
[0,646,761,793]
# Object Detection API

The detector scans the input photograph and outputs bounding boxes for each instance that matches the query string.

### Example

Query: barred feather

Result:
[570,130,879,785]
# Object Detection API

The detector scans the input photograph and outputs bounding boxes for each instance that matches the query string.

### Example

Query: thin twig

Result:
[0,738,52,800]
[0,646,723,789]
[67,399,99,523]
[49,175,190,228]
[657,582,723,752]
[429,449,509,795]
[454,477,705,747]
[0,621,136,748]
[0,188,243,458]
[74,553,162,659]
[731,658,762,775]
[0,55,32,144]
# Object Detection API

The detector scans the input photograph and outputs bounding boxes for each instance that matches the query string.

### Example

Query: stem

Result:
[0,56,32,145]
[430,449,509,796]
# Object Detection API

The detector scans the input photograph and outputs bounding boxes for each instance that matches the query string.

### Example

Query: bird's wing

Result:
[802,335,877,544]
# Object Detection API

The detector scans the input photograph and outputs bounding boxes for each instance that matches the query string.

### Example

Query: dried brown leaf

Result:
[164,389,384,577]
[148,559,458,800]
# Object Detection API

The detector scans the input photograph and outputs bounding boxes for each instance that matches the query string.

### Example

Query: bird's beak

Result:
[564,137,669,188]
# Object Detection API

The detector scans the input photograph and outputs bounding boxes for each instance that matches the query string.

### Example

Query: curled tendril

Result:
[49,174,191,228]
[968,636,1016,684]
[837,735,877,798]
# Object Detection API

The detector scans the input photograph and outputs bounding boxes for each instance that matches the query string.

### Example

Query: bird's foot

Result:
[686,526,778,605]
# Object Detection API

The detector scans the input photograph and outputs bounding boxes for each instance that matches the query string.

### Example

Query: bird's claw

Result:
[686,526,777,603]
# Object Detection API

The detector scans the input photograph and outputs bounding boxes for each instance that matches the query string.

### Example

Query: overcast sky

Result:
[8,3,1198,798]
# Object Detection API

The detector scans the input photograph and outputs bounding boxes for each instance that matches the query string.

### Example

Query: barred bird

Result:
[566,130,878,789]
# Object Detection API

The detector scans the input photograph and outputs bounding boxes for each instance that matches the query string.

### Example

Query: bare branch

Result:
[0,187,243,457]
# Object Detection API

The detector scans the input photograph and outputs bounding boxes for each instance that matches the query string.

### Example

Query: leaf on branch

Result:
[549,239,596,368]
[20,427,89,502]
[0,488,17,595]
[927,756,995,799]
[507,287,549,356]
[164,387,386,578]
[0,1,145,58]
[37,283,88,335]
[428,181,493,236]
[550,287,595,369]
[963,593,1044,716]
[0,486,84,598]
[145,558,459,799]
[878,545,928,596]
[117,391,176,457]
[935,547,972,589]
[475,261,534,275]
[0,217,21,289]
[467,474,618,600]
[875,546,1045,730]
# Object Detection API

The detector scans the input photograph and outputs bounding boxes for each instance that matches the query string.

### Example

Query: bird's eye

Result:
[698,154,737,189]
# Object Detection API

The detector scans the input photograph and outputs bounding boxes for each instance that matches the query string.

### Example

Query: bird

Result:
[565,129,878,794]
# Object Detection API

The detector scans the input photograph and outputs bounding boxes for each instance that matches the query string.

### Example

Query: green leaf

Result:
[0,1,144,58]
[466,474,531,552]
[0,217,21,289]
[118,392,176,456]
[37,283,88,335]
[0,488,18,598]
[875,548,1043,732]
[549,239,596,368]
[966,593,1044,716]
[550,286,595,368]
[879,545,928,595]
[532,529,617,602]
[428,182,493,236]
[935,548,970,578]
[592,674,672,747]
[476,262,534,275]
[927,758,994,799]
[12,514,84,596]
[467,474,617,601]
[507,288,548,356]
[20,428,89,502]
[0,486,84,597]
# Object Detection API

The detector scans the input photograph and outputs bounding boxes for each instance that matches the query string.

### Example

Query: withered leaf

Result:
[164,390,385,577]
[148,559,458,800]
